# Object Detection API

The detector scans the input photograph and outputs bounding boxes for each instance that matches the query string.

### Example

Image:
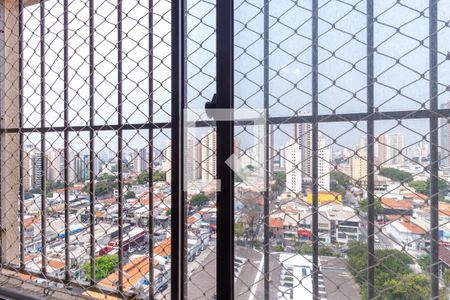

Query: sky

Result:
[19,0,450,155]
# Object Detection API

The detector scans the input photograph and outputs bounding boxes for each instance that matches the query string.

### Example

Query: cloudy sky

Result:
[19,0,450,156]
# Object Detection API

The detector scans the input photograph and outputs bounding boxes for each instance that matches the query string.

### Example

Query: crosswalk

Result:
[375,243,391,250]
[318,272,328,300]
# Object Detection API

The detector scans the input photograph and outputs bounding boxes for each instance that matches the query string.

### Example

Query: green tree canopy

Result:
[330,170,351,187]
[295,242,313,255]
[271,171,286,194]
[235,223,244,237]
[347,242,415,299]
[190,193,209,207]
[137,170,166,184]
[379,168,413,183]
[409,180,427,194]
[381,274,430,300]
[409,178,449,200]
[124,190,136,199]
[82,255,118,280]
[359,198,384,215]
[417,254,430,271]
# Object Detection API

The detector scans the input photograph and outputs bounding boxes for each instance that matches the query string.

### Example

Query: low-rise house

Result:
[381,197,413,216]
[384,219,426,250]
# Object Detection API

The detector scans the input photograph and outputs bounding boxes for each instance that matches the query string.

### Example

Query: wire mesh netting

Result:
[0,0,449,300]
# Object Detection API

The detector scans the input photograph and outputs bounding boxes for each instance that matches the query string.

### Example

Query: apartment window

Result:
[0,0,449,300]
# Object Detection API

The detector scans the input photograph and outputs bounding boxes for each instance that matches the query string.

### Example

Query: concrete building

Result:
[327,208,361,243]
[377,133,405,165]
[47,148,64,182]
[384,219,426,250]
[200,130,216,182]
[133,147,148,175]
[32,150,45,189]
[440,100,450,167]
[318,134,330,191]
[23,145,34,191]
[350,149,368,186]
[294,112,312,182]
[68,152,82,184]
[284,140,302,196]
[162,140,172,184]
[256,124,274,177]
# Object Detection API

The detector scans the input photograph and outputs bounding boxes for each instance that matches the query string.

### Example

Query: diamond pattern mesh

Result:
[0,0,449,299]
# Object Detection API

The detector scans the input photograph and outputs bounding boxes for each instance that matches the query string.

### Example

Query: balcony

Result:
[0,0,449,299]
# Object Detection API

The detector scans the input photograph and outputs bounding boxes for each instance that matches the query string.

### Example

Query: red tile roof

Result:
[399,221,426,235]
[439,245,450,267]
[403,192,428,201]
[269,217,283,229]
[386,215,402,221]
[381,198,413,210]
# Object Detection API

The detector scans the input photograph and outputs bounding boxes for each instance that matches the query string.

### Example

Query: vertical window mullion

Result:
[88,0,96,284]
[263,0,270,299]
[366,0,375,298]
[216,0,234,299]
[39,0,47,276]
[63,0,70,282]
[116,0,124,293]
[148,1,154,297]
[311,0,319,298]
[428,0,439,298]
[171,0,186,298]
[18,0,25,271]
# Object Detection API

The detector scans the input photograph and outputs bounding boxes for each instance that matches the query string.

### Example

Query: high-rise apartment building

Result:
[318,134,331,191]
[350,149,368,186]
[285,140,302,195]
[377,133,405,165]
[163,140,172,184]
[23,145,35,191]
[294,112,313,182]
[440,101,450,167]
[201,130,217,182]
[47,148,64,182]
[133,147,148,175]
[32,150,44,189]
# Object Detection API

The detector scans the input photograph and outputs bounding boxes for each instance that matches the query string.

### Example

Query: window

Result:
[0,0,449,299]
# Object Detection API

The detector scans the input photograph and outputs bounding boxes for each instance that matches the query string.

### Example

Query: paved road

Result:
[321,256,361,300]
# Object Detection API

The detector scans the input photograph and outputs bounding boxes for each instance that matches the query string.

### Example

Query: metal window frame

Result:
[0,0,444,299]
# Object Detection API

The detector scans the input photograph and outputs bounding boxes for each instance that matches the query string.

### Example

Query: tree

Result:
[235,223,244,237]
[271,171,286,194]
[330,181,346,195]
[82,255,118,280]
[379,168,413,183]
[409,180,427,195]
[318,246,335,257]
[443,268,450,287]
[137,170,166,184]
[85,173,117,197]
[330,170,350,188]
[24,192,34,200]
[417,254,430,271]
[272,245,284,252]
[359,198,384,215]
[153,170,166,182]
[190,193,209,207]
[137,171,149,184]
[124,190,136,199]
[46,180,65,191]
[295,242,313,255]
[409,178,449,200]
[347,242,415,299]
[381,274,430,300]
